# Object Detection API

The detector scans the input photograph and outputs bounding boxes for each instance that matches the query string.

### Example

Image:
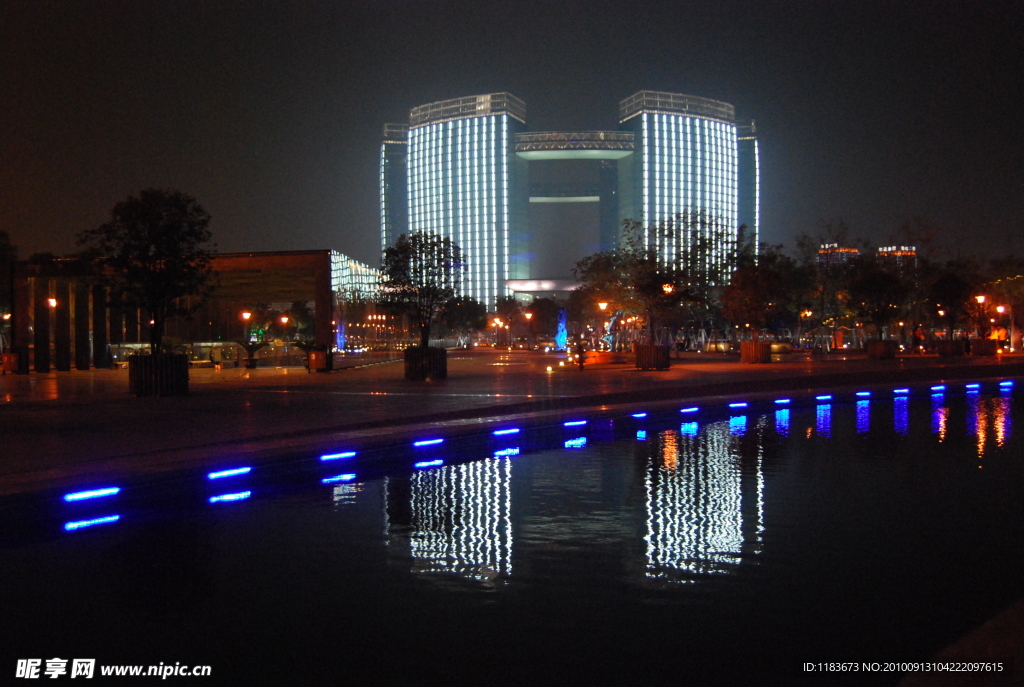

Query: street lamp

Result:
[996,305,1015,352]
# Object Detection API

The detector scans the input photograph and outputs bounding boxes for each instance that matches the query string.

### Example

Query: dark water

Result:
[2,382,1021,686]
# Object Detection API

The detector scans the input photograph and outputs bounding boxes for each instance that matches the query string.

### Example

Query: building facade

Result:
[382,91,759,307]
[10,250,378,371]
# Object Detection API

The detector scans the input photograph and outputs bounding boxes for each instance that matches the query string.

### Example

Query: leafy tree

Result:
[525,297,562,340]
[846,257,910,337]
[927,262,980,339]
[720,244,808,339]
[379,232,465,349]
[573,218,695,342]
[77,189,214,353]
[440,296,487,345]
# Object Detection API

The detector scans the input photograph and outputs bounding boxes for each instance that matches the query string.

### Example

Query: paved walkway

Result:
[2,348,1022,496]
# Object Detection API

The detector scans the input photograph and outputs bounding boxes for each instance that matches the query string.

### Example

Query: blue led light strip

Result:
[320,451,357,461]
[680,407,699,413]
[563,420,587,427]
[63,487,120,502]
[729,402,748,408]
[631,413,647,418]
[413,439,444,447]
[208,467,251,480]
[492,428,520,436]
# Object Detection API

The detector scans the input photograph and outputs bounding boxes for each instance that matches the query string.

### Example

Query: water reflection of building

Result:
[385,459,513,583]
[644,419,764,582]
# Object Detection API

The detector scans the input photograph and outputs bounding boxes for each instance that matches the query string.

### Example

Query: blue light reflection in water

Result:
[680,422,698,437]
[636,430,648,441]
[64,515,120,531]
[729,415,746,435]
[564,437,587,449]
[774,409,789,436]
[209,491,251,504]
[321,474,357,484]
[894,396,909,435]
[414,459,444,469]
[856,400,870,434]
[816,404,831,437]
[494,447,520,457]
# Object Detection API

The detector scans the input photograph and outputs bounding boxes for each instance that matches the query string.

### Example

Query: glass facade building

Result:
[382,90,758,304]
[737,122,760,250]
[619,91,740,282]
[406,93,526,308]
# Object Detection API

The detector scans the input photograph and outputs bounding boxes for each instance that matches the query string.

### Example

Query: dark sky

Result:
[3,0,1022,265]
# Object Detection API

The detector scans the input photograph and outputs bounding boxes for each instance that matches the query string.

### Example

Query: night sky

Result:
[3,0,1022,266]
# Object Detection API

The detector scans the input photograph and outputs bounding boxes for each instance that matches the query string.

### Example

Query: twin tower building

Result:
[380,91,759,308]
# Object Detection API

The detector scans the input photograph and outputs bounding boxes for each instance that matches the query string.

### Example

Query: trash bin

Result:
[308,351,328,372]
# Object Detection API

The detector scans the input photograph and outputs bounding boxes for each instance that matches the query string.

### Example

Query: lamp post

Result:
[524,312,533,349]
[996,305,1015,352]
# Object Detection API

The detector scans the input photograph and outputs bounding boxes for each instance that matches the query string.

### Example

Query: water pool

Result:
[2,381,1021,685]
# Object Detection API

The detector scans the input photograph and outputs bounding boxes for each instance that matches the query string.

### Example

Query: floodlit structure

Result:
[382,91,759,307]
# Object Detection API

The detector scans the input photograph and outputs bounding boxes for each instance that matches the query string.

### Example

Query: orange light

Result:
[976,295,986,304]
[280,316,289,324]
[241,311,252,320]
[598,302,608,311]
[524,312,533,320]
[47,298,57,308]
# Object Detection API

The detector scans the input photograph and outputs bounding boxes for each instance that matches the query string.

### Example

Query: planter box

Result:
[404,346,447,380]
[934,340,965,357]
[972,339,999,356]
[634,344,670,370]
[308,350,329,371]
[128,353,189,397]
[740,341,772,363]
[866,340,898,360]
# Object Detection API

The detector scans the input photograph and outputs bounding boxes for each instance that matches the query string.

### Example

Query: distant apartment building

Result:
[817,243,860,272]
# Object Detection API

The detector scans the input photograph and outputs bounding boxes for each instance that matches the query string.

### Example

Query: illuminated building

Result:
[618,91,742,281]
[406,93,527,308]
[817,243,860,272]
[737,122,760,249]
[11,250,378,371]
[877,245,917,277]
[380,123,409,253]
[383,90,758,306]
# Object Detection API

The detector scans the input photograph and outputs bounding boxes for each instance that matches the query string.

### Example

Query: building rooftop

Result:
[409,93,526,127]
[619,91,735,124]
